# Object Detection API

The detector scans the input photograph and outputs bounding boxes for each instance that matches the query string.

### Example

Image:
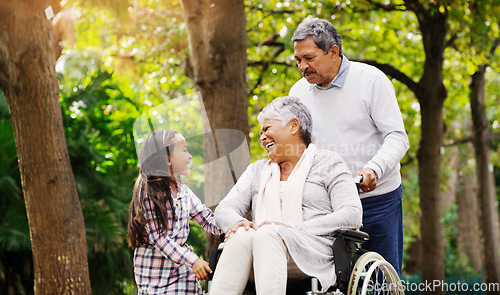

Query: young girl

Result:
[128,129,221,294]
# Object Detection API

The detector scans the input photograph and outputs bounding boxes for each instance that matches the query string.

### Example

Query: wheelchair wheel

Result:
[347,252,403,295]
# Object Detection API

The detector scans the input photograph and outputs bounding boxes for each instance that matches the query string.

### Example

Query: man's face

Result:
[293,37,339,86]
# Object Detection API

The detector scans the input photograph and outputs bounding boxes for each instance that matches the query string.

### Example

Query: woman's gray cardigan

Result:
[215,149,363,291]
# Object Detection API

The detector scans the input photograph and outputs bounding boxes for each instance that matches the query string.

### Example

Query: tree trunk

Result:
[456,172,482,272]
[417,96,445,293]
[469,65,500,291]
[414,6,448,293]
[180,0,249,257]
[0,1,91,294]
[441,146,459,210]
[404,238,422,274]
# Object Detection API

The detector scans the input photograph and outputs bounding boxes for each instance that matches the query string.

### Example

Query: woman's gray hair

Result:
[257,96,312,145]
[292,18,343,56]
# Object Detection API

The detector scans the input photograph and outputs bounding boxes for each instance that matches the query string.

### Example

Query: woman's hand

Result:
[257,221,291,228]
[192,259,212,281]
[225,219,258,240]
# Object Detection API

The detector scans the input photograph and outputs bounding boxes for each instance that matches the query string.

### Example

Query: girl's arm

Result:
[187,187,222,235]
[214,162,259,232]
[143,196,199,267]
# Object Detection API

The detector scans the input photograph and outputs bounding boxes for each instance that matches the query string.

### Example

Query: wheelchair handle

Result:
[354,175,363,191]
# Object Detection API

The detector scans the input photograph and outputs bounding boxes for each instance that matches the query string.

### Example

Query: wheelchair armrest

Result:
[208,234,226,280]
[333,229,369,243]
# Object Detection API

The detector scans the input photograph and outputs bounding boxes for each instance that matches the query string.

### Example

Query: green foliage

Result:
[187,221,208,259]
[0,92,26,247]
[442,204,480,278]
[401,165,420,265]
[244,0,499,280]
[2,0,500,293]
[245,1,303,161]
[0,91,33,294]
[57,52,138,293]
[55,33,210,293]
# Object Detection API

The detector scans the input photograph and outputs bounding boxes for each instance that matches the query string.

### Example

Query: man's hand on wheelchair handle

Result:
[192,258,212,281]
[354,168,378,192]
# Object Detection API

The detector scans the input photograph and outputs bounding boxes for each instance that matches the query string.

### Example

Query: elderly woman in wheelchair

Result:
[209,96,364,295]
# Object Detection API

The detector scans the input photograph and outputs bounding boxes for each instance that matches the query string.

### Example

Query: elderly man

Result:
[289,18,409,275]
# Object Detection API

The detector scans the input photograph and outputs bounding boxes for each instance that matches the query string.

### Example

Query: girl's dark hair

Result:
[127,130,179,250]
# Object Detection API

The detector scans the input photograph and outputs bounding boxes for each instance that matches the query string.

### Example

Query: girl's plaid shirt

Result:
[133,183,221,293]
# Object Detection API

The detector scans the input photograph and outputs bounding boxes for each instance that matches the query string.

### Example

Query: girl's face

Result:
[168,133,193,177]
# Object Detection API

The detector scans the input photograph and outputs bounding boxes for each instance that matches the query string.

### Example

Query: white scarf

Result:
[255,144,317,225]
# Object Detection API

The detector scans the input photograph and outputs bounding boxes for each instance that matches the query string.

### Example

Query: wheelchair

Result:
[207,228,404,295]
[207,176,404,295]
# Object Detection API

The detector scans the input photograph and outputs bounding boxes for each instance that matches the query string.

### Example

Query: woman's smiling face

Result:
[259,118,293,163]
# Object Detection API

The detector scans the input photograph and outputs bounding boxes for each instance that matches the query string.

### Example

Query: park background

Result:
[0,0,499,294]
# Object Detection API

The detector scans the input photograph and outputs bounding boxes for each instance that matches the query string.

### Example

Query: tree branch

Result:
[364,0,407,12]
[401,153,416,167]
[403,0,431,18]
[248,61,291,67]
[445,33,458,50]
[246,4,297,15]
[248,35,288,96]
[493,132,500,141]
[443,136,472,147]
[356,59,419,93]
[443,132,500,147]
[489,30,500,57]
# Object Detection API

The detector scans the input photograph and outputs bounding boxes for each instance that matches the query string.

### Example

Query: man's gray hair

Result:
[292,18,343,56]
[257,96,313,145]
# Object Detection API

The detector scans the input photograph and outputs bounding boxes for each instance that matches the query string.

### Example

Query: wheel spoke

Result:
[347,252,404,295]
